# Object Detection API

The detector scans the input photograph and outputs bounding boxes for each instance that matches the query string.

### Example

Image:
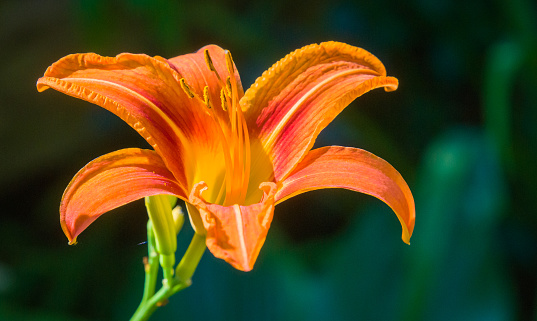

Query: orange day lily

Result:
[37,42,415,271]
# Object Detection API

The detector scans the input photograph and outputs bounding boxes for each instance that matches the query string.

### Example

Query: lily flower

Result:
[37,42,415,271]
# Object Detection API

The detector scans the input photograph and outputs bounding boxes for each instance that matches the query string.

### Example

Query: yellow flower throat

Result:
[179,50,251,207]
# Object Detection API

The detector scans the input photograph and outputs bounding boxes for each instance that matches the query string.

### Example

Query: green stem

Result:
[130,282,190,321]
[176,233,206,283]
[132,221,159,317]
[142,221,159,302]
[130,232,206,321]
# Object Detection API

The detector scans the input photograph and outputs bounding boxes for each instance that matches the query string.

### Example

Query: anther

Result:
[203,86,212,109]
[204,49,217,72]
[225,50,234,75]
[179,78,195,99]
[225,77,233,96]
[220,88,228,111]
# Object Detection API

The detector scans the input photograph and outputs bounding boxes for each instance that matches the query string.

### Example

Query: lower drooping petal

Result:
[61,148,186,244]
[275,146,415,243]
[188,181,278,271]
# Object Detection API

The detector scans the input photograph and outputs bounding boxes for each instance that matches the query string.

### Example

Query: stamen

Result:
[229,107,244,204]
[224,50,234,75]
[238,108,251,203]
[205,49,225,86]
[190,50,252,206]
[203,86,212,109]
[179,78,195,99]
[180,78,211,115]
[206,106,234,206]
[225,59,246,204]
[225,77,232,97]
[220,88,228,111]
[227,78,237,140]
[204,49,217,72]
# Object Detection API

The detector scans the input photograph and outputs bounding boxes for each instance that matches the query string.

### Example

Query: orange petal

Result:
[241,41,398,182]
[275,146,415,244]
[189,181,278,271]
[61,148,186,244]
[36,52,210,186]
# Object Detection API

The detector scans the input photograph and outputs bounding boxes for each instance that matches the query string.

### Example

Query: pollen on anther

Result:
[203,86,212,109]
[204,49,217,72]
[225,50,234,74]
[179,78,195,98]
[220,88,228,111]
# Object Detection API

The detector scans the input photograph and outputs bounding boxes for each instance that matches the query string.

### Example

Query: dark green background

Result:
[1,0,536,320]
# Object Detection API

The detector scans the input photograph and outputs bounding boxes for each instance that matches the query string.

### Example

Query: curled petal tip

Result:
[61,217,76,245]
[36,78,50,92]
[401,208,415,244]
[383,76,399,92]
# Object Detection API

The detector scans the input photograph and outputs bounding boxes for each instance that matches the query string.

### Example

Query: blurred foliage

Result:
[1,0,537,320]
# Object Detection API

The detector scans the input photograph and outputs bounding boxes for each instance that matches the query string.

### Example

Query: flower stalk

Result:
[140,220,158,304]
[132,196,206,321]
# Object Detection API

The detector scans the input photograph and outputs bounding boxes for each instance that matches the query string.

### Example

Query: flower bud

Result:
[145,195,177,270]
[172,206,185,235]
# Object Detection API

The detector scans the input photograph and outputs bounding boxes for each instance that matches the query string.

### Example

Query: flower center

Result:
[179,50,251,206]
